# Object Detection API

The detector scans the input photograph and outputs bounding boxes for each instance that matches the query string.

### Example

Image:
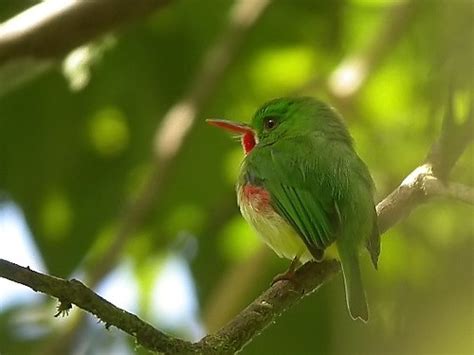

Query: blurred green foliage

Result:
[0,0,473,354]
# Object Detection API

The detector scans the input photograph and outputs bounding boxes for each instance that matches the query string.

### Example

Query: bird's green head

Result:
[207,97,352,154]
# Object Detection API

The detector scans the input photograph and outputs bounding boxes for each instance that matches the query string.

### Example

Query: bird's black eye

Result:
[263,116,278,130]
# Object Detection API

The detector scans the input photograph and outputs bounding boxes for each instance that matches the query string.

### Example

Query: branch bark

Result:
[1,93,472,354]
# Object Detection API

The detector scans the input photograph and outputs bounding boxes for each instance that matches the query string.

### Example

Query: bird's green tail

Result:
[337,244,369,322]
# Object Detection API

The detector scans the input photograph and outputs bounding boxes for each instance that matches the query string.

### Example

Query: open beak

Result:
[206,119,253,135]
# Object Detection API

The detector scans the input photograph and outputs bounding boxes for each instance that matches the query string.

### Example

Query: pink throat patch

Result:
[241,184,271,212]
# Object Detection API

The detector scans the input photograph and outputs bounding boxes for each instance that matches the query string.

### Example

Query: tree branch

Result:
[0,0,172,95]
[0,259,195,354]
[1,93,472,354]
[422,178,474,205]
[378,91,473,232]
[0,0,169,65]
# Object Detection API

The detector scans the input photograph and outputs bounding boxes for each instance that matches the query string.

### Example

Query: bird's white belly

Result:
[237,184,313,263]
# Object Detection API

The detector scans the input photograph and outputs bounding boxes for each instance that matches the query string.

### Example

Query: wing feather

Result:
[244,136,340,256]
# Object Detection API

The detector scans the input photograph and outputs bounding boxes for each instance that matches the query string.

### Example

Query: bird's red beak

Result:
[206,119,257,154]
[206,119,253,135]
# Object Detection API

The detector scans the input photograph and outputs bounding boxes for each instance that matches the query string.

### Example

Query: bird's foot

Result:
[270,255,301,286]
[271,269,297,286]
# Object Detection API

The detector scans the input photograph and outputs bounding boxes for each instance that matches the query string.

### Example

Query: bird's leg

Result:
[271,254,302,286]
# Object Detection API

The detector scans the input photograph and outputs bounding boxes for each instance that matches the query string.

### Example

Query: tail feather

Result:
[337,244,369,322]
[366,210,381,270]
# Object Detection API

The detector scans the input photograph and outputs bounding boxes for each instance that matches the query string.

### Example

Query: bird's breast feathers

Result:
[238,184,272,214]
[237,183,314,262]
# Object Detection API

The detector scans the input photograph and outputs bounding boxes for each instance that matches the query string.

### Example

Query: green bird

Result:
[207,97,380,322]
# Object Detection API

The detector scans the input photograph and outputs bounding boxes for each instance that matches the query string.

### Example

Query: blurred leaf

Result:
[218,217,260,261]
[250,46,315,95]
[39,190,73,241]
[88,106,130,157]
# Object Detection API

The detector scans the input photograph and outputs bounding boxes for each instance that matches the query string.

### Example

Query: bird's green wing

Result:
[270,183,337,259]
[244,136,342,259]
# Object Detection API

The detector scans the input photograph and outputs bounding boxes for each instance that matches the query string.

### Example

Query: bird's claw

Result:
[271,270,297,286]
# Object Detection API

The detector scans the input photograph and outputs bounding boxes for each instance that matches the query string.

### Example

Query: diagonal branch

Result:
[422,179,474,205]
[377,92,473,232]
